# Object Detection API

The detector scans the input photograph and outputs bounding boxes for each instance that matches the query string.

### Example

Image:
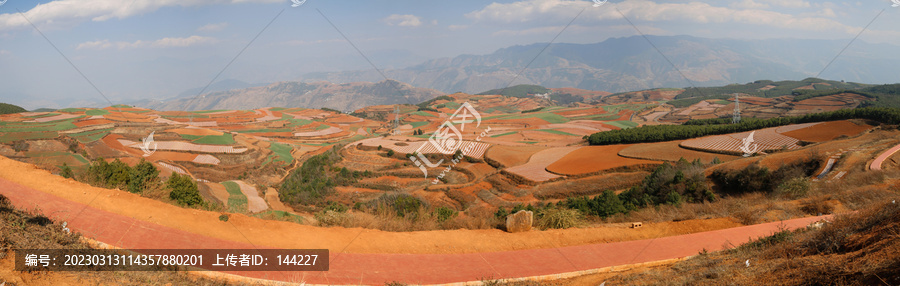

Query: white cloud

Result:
[77,35,216,50]
[383,14,422,27]
[730,0,769,9]
[0,49,10,55]
[448,25,469,31]
[0,0,280,31]
[466,0,865,35]
[197,22,228,32]
[757,0,811,8]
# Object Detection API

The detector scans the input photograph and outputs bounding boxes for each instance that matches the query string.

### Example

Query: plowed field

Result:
[545,145,660,175]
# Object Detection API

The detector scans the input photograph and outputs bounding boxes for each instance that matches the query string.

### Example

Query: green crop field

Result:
[191,133,235,145]
[234,128,291,133]
[0,131,59,143]
[0,119,79,133]
[85,109,110,116]
[314,124,331,130]
[57,108,86,113]
[68,128,113,143]
[506,112,570,124]
[24,113,61,118]
[605,120,640,129]
[222,181,248,213]
[603,104,655,114]
[490,131,517,138]
[408,121,430,128]
[536,129,579,136]
[569,113,621,121]
[268,142,293,165]
[409,111,437,117]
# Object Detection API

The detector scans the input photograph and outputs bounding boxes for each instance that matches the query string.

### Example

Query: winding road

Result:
[0,163,833,285]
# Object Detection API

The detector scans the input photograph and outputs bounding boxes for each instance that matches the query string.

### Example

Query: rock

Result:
[505,210,533,233]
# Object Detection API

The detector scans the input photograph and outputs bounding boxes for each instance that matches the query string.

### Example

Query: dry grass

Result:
[568,200,900,285]
[313,204,497,232]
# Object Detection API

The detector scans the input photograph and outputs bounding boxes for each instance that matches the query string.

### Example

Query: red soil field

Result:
[505,147,580,182]
[145,151,198,162]
[73,118,114,127]
[545,145,660,176]
[485,117,550,127]
[166,127,223,136]
[484,145,547,168]
[103,112,154,122]
[781,120,872,142]
[618,141,739,163]
[553,107,606,117]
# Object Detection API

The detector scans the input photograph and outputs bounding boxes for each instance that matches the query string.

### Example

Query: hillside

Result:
[0,103,26,115]
[140,79,445,112]
[301,35,900,94]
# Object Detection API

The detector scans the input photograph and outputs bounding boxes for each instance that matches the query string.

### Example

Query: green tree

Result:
[128,159,159,193]
[168,173,205,207]
[60,163,74,179]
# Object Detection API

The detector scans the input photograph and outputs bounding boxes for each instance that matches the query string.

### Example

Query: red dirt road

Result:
[0,176,832,284]
[871,143,900,171]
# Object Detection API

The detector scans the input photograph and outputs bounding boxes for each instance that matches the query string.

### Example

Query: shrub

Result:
[280,147,363,207]
[218,214,229,222]
[127,159,159,194]
[386,149,395,157]
[434,206,458,222]
[167,173,205,207]
[773,177,810,199]
[12,140,29,152]
[59,163,74,179]
[536,208,581,230]
[323,201,348,213]
[494,207,510,220]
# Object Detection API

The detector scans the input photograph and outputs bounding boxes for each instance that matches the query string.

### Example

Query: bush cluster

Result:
[84,158,159,194]
[279,147,370,207]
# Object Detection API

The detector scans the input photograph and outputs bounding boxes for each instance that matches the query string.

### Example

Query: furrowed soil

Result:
[546,145,661,175]
[781,120,872,142]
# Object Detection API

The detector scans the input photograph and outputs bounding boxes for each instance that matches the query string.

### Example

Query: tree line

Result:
[586,107,900,145]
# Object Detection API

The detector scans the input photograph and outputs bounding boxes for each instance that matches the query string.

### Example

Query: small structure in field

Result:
[631,222,643,228]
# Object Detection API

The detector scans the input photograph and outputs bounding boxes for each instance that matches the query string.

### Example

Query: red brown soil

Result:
[782,120,871,142]
[485,117,550,128]
[506,147,580,182]
[167,127,223,136]
[145,151,199,162]
[553,107,606,117]
[199,182,230,205]
[546,145,661,175]
[72,118,114,127]
[103,112,154,122]
[619,141,739,163]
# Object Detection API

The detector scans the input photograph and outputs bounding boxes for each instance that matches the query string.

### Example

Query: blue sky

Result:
[1,0,899,109]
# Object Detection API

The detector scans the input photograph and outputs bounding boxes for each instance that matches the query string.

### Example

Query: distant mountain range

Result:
[300,35,900,94]
[138,80,444,112]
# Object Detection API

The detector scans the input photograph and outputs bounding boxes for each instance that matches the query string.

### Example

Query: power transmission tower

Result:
[392,105,401,135]
[732,93,741,124]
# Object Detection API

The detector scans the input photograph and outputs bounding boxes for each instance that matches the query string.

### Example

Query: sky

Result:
[1,0,899,110]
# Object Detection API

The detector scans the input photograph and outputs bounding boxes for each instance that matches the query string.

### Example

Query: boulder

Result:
[505,210,533,233]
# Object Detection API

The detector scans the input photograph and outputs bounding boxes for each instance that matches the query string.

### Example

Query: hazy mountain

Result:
[299,35,900,94]
[175,79,266,100]
[139,80,444,111]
